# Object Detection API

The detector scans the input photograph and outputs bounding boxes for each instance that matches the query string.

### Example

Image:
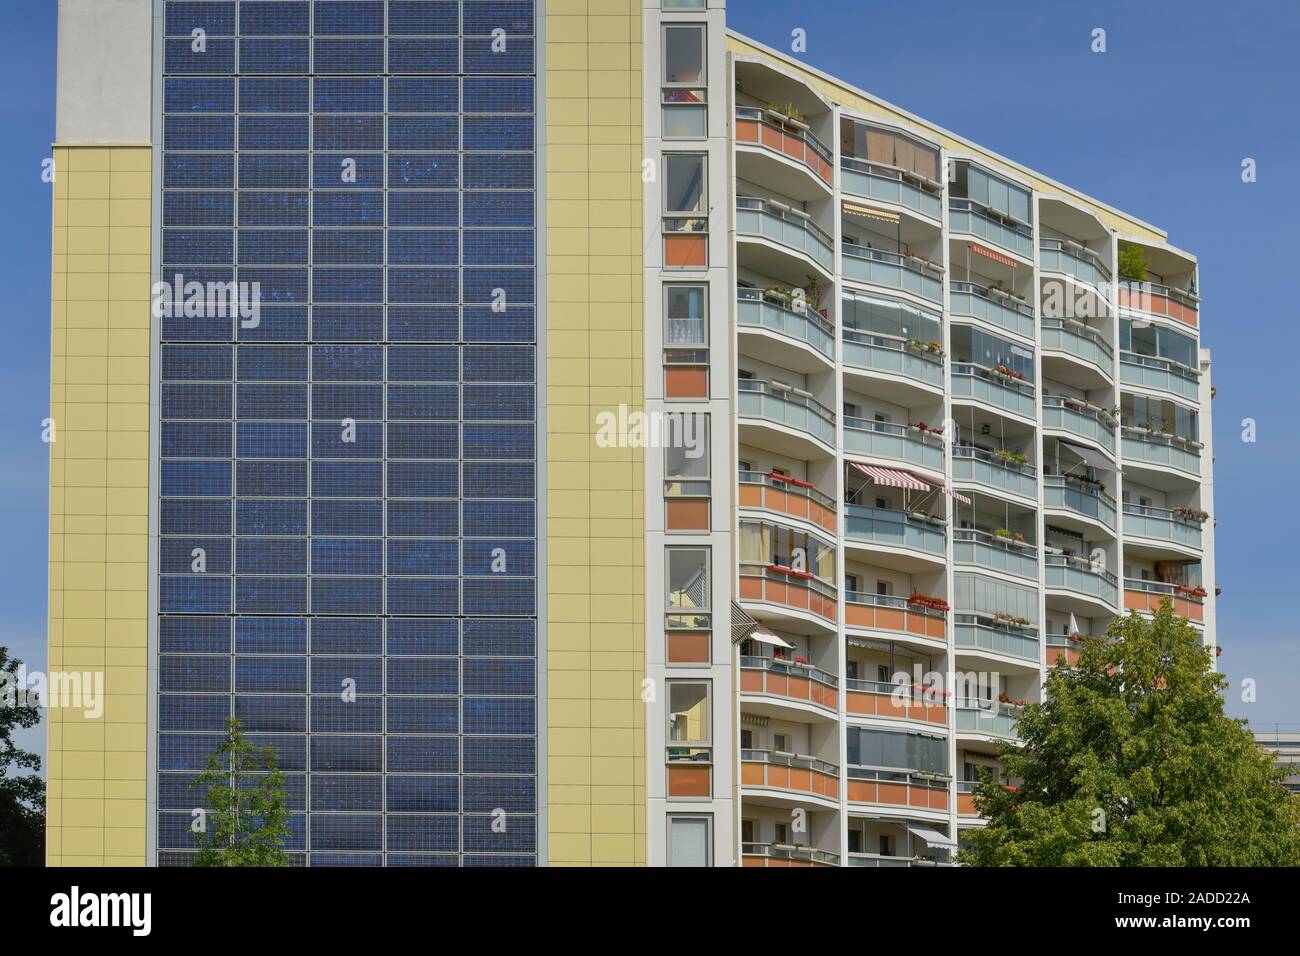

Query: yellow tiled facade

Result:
[545,0,646,865]
[47,145,153,866]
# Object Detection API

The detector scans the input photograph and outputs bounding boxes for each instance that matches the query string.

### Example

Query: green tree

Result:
[1117,240,1150,281]
[0,647,44,867]
[191,717,291,867]
[961,602,1300,866]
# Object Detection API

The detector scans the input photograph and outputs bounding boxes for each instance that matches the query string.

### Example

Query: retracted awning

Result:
[843,201,900,223]
[852,462,930,491]
[749,624,795,649]
[970,242,1017,267]
[1059,438,1115,471]
[929,480,972,506]
[904,823,957,848]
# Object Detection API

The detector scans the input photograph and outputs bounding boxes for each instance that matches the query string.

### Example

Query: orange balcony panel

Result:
[958,793,979,816]
[740,482,838,534]
[743,761,839,800]
[1123,589,1204,622]
[844,601,946,640]
[848,778,948,810]
[742,855,766,867]
[742,575,837,623]
[741,761,765,787]
[665,365,708,399]
[1046,645,1083,667]
[667,764,711,798]
[844,690,945,725]
[736,117,760,144]
[665,234,706,268]
[666,497,709,531]
[666,630,710,665]
[742,665,840,711]
[1117,286,1198,329]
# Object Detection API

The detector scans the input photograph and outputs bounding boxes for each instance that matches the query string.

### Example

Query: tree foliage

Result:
[1117,240,1150,281]
[0,647,44,867]
[961,603,1300,866]
[192,717,291,867]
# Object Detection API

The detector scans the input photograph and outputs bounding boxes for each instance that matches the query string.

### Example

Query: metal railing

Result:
[1044,553,1119,607]
[951,362,1037,419]
[1041,317,1114,377]
[1042,395,1116,453]
[844,504,946,557]
[841,242,943,303]
[948,280,1034,340]
[740,655,839,690]
[735,106,834,181]
[953,528,1038,579]
[1043,474,1117,531]
[843,416,944,471]
[1119,351,1200,402]
[1121,502,1203,549]
[951,444,1037,500]
[737,378,836,447]
[1039,237,1112,286]
[840,156,943,220]
[743,842,840,866]
[737,287,835,359]
[736,196,834,272]
[949,198,1034,258]
[841,327,944,389]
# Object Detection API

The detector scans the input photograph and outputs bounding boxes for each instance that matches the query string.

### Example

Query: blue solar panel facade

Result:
[155,0,539,866]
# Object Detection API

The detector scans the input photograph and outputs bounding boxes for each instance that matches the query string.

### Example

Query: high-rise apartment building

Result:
[46,0,1213,867]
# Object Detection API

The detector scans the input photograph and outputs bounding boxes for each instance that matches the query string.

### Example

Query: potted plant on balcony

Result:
[993,527,1013,540]
[927,340,944,355]
[1118,240,1150,282]
[765,101,807,129]
[792,655,812,670]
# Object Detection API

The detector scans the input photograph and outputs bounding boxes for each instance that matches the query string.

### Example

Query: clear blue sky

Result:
[1,2,1295,767]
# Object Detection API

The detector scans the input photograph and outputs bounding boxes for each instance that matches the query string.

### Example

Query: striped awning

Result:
[852,462,930,491]
[939,483,973,506]
[843,201,899,223]
[971,242,1017,267]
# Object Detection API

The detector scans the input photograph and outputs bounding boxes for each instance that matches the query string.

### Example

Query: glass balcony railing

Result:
[1041,318,1114,378]
[736,197,834,273]
[1121,427,1202,478]
[737,379,836,448]
[955,699,1021,739]
[1039,238,1112,291]
[1044,553,1119,608]
[737,288,835,360]
[743,843,840,867]
[844,504,946,558]
[951,362,1037,419]
[1043,475,1116,533]
[735,106,834,185]
[1120,351,1200,402]
[948,281,1034,340]
[951,444,1037,500]
[1041,395,1116,454]
[949,199,1034,258]
[1117,280,1199,329]
[954,615,1040,662]
[840,157,942,220]
[843,417,944,471]
[953,528,1038,580]
[841,328,943,390]
[841,243,943,303]
[1122,503,1204,551]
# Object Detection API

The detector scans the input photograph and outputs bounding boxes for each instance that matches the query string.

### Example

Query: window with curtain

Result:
[840,118,939,181]
[665,284,707,346]
[738,520,836,582]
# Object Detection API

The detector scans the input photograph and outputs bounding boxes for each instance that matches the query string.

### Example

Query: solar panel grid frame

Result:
[158,0,543,868]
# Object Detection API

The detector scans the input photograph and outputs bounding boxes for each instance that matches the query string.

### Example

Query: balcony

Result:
[955,699,1021,741]
[1041,318,1114,379]
[956,780,981,817]
[951,362,1037,420]
[743,843,840,867]
[737,379,836,455]
[845,678,948,728]
[953,529,1038,580]
[1120,352,1200,403]
[949,281,1034,340]
[843,591,946,644]
[1122,503,1204,554]
[847,768,949,813]
[1123,578,1205,622]
[842,328,944,395]
[840,157,942,221]
[1118,280,1199,330]
[845,505,946,565]
[1120,427,1202,480]
[1045,634,1083,667]
[949,199,1034,259]
[951,445,1037,501]
[1039,238,1112,294]
[735,106,834,190]
[846,852,947,868]
[954,616,1040,665]
[738,563,838,627]
[740,656,839,715]
[736,197,834,275]
[841,242,943,304]
[844,417,944,473]
[737,287,834,365]
[741,750,840,804]
[1043,475,1117,534]
[1044,553,1119,610]
[1041,396,1116,455]
[738,471,836,535]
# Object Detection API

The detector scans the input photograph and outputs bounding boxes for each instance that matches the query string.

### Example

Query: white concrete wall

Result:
[57,0,153,144]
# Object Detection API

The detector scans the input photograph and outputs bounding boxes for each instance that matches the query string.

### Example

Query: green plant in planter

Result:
[1118,241,1150,281]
